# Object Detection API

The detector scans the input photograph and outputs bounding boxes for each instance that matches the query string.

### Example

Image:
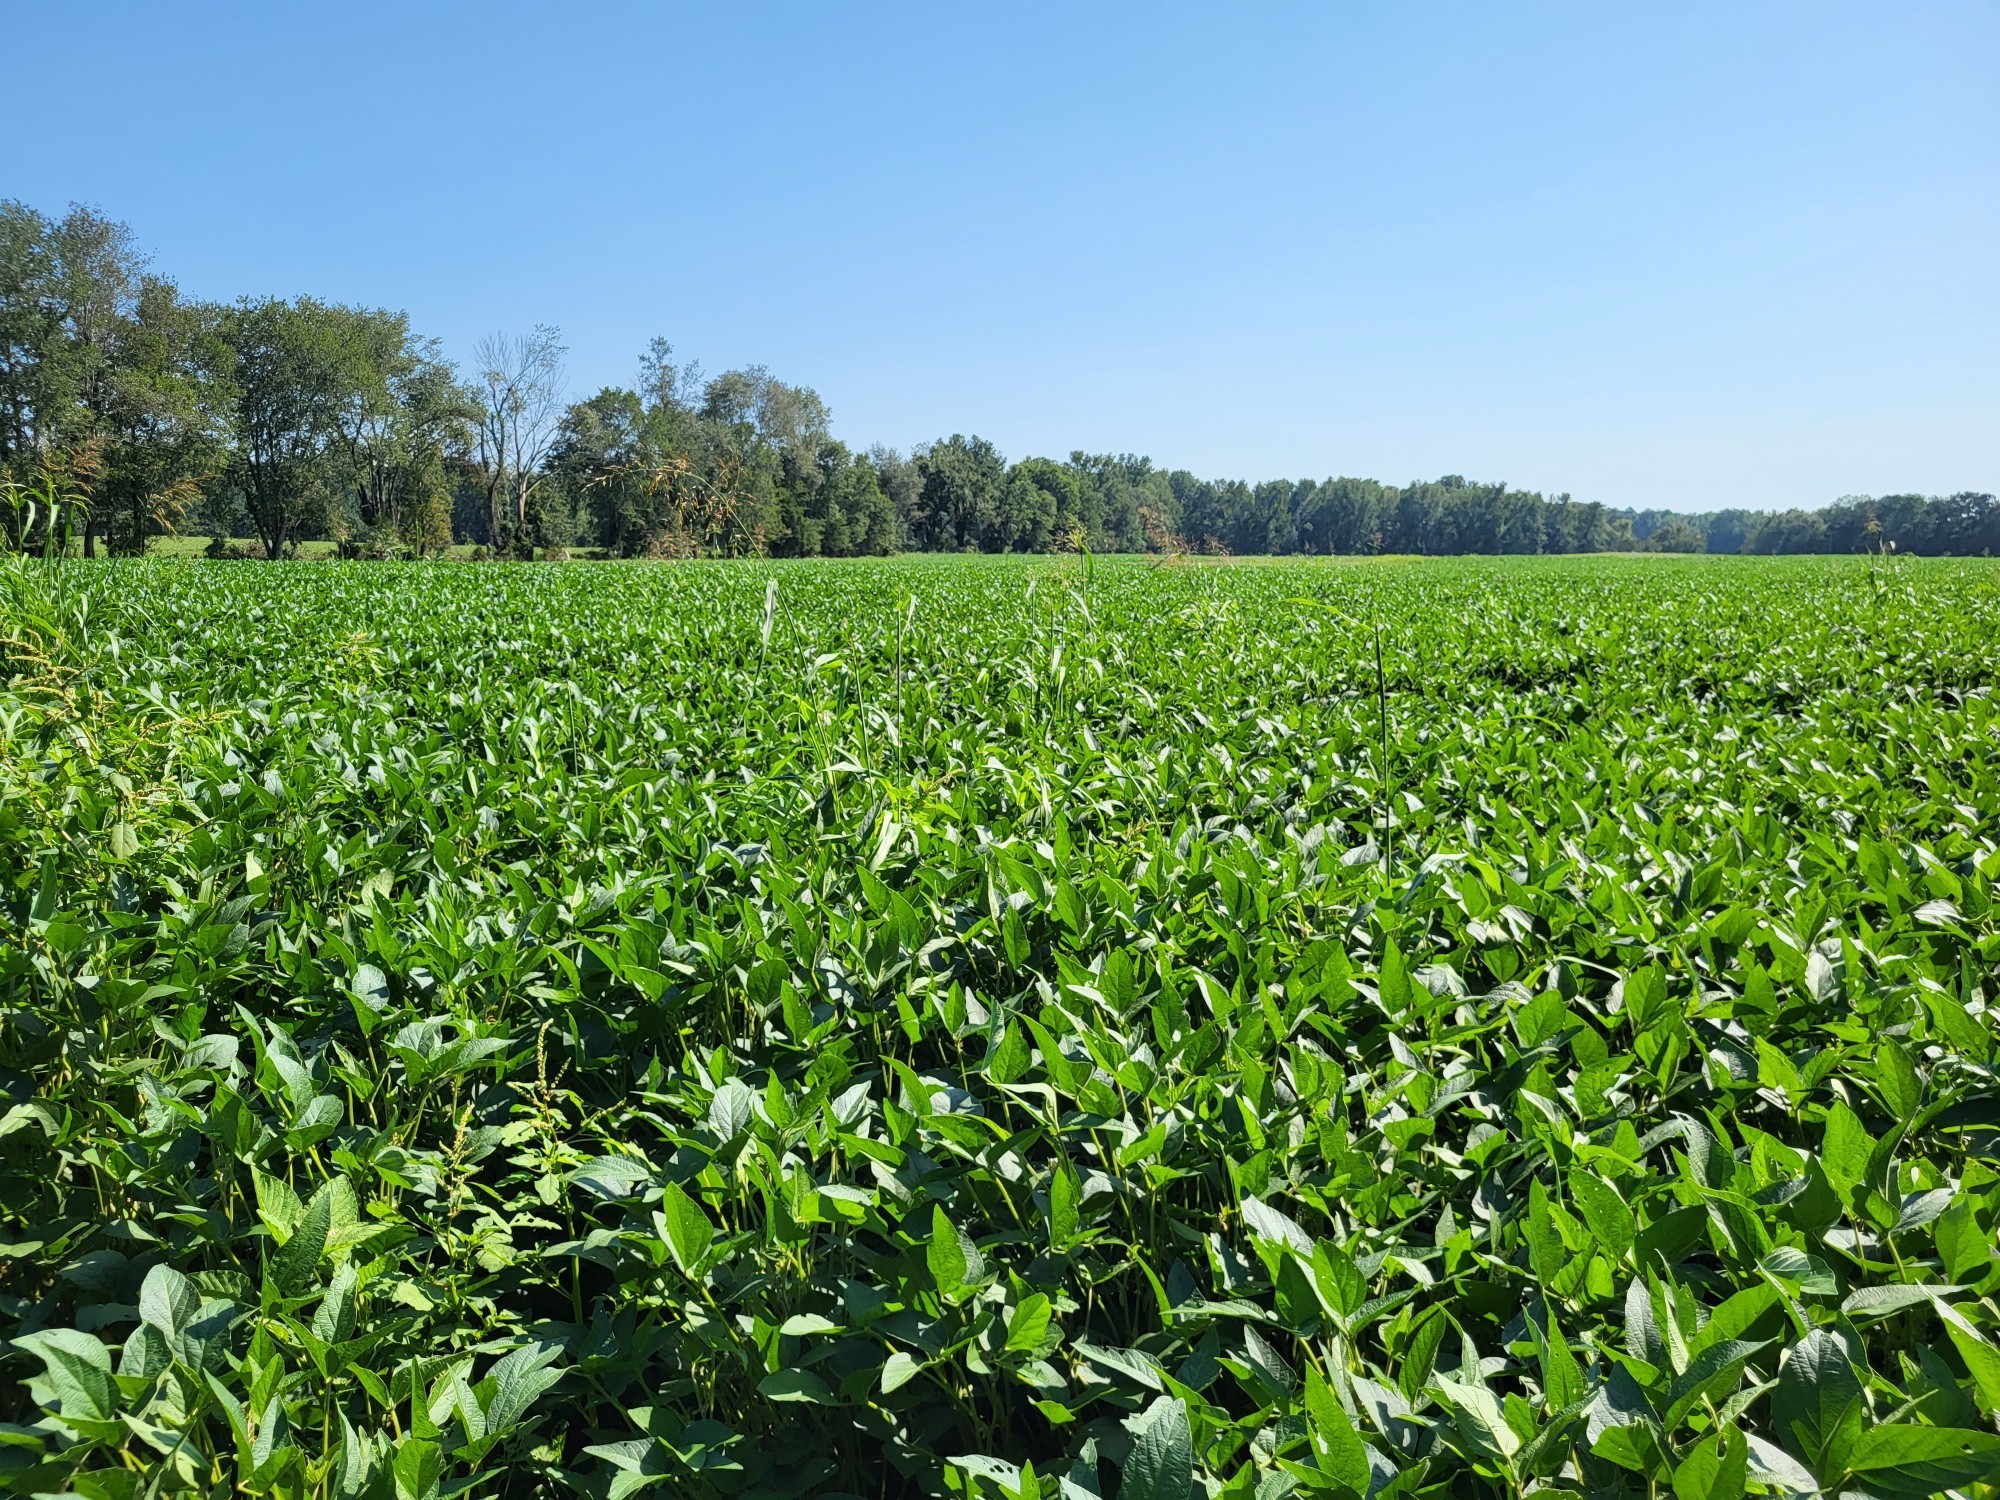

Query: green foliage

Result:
[13,197,1998,564]
[3,551,1999,1498]
[221,298,342,554]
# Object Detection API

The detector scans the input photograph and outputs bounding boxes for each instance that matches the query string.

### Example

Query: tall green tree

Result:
[549,345,827,559]
[694,364,832,555]
[550,386,650,553]
[823,447,896,555]
[97,280,233,554]
[912,435,1006,551]
[1317,477,1388,554]
[1069,453,1171,552]
[997,458,1078,552]
[0,203,147,468]
[224,297,378,558]
[0,202,50,469]
[1742,508,1828,554]
[871,446,922,549]
[1644,517,1705,552]
[332,314,473,551]
[0,201,214,553]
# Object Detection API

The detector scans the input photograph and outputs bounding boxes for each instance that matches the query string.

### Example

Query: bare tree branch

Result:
[472,325,565,550]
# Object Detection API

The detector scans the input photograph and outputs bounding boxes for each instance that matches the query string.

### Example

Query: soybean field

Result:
[4,551,2000,1500]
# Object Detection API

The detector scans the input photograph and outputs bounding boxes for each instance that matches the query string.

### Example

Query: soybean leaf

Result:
[1120,1394,1194,1500]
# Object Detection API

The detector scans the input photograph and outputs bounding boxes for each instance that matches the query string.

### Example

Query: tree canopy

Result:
[3,197,1992,559]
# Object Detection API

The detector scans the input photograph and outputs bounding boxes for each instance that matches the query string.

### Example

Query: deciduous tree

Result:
[473,326,566,553]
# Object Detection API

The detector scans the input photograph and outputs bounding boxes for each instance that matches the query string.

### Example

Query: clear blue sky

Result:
[5,2,1994,512]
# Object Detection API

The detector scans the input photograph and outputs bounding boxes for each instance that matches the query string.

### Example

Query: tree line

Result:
[3,200,1992,559]
[1623,497,2000,558]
